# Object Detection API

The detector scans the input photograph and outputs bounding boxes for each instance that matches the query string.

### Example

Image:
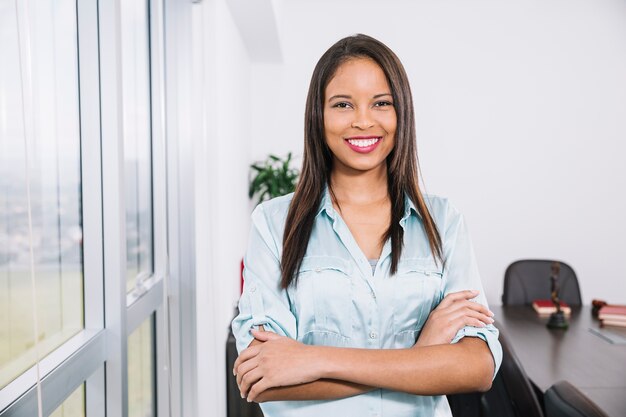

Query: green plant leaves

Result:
[249,152,299,206]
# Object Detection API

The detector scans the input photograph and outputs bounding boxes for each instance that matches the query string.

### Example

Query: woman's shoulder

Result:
[250,193,294,230]
[421,194,464,227]
[254,193,294,216]
[422,194,454,216]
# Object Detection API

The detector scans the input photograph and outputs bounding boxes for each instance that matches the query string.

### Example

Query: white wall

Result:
[194,0,251,416]
[249,0,626,306]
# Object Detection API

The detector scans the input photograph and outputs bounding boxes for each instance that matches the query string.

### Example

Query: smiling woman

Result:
[324,57,396,173]
[232,34,501,417]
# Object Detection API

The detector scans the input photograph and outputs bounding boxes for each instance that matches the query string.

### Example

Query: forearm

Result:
[240,331,374,402]
[255,379,374,402]
[235,330,494,401]
[318,337,494,395]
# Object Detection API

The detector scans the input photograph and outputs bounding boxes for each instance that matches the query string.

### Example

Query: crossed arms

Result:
[233,290,497,403]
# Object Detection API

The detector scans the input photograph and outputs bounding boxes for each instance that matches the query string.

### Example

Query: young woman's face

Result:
[324,57,396,174]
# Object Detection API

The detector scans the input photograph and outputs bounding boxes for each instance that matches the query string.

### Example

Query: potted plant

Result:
[240,152,300,293]
[248,152,299,206]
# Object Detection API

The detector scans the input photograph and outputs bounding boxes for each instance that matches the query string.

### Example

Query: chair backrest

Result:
[502,260,582,306]
[545,381,608,417]
[481,331,544,417]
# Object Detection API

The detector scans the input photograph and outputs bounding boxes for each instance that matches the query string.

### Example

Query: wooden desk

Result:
[491,306,626,417]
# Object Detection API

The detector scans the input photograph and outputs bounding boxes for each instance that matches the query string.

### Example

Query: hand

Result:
[415,290,494,347]
[233,330,322,402]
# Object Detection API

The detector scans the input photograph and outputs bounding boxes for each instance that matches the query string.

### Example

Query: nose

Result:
[351,108,374,129]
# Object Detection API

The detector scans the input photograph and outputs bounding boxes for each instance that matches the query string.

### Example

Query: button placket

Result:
[365,269,380,347]
[368,292,380,346]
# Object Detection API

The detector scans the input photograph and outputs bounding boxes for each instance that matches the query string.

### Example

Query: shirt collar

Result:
[317,185,336,219]
[401,193,422,226]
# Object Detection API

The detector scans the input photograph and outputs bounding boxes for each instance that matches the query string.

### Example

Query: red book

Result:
[600,319,626,328]
[532,299,571,316]
[598,305,626,321]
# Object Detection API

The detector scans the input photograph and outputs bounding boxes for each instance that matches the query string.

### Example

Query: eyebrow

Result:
[327,93,393,101]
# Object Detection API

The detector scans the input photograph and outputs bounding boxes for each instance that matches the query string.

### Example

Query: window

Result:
[0,0,83,390]
[49,384,85,417]
[122,0,154,295]
[0,0,176,415]
[120,3,159,415]
[128,316,155,417]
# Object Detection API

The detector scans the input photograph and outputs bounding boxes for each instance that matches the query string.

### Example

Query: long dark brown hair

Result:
[281,34,443,288]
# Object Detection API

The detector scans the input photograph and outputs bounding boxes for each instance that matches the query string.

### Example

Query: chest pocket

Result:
[289,256,353,346]
[393,258,443,347]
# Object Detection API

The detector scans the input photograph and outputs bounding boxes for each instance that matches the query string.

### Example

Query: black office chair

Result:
[481,330,545,417]
[502,260,582,306]
[545,381,608,417]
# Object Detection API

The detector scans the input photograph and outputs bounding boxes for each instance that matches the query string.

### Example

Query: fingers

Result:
[233,344,261,375]
[437,290,479,309]
[236,356,258,387]
[418,291,496,347]
[436,296,494,320]
[251,329,282,342]
[234,331,283,375]
[239,368,264,398]
[447,307,494,327]
[446,299,493,317]
[452,315,488,330]
[233,328,278,375]
[427,298,494,337]
[247,378,270,403]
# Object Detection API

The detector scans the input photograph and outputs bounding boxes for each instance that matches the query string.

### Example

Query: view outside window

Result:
[0,0,83,389]
[128,316,155,417]
[122,0,154,294]
[50,384,85,417]
[122,2,157,415]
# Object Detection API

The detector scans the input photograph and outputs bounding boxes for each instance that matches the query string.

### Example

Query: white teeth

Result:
[347,138,380,147]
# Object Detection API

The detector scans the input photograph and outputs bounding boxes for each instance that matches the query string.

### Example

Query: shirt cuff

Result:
[231,314,285,353]
[451,324,503,379]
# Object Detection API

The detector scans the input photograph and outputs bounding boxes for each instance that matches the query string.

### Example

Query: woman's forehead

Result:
[325,57,390,96]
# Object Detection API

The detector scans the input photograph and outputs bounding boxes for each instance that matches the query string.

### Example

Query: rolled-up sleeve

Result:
[441,204,502,378]
[231,204,297,353]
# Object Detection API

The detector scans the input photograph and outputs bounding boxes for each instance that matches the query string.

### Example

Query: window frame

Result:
[0,0,176,416]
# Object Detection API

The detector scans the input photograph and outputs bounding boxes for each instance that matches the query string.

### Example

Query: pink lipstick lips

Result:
[344,136,382,154]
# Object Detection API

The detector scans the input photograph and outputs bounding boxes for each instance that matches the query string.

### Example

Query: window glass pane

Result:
[0,0,83,389]
[50,384,85,417]
[128,316,155,417]
[121,0,153,294]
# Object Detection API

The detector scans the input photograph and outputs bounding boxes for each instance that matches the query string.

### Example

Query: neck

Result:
[329,162,388,206]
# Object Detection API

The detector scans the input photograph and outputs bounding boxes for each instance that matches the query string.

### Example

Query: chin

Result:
[338,158,388,173]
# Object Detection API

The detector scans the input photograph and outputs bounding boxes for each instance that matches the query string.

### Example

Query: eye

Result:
[374,101,393,108]
[331,102,352,109]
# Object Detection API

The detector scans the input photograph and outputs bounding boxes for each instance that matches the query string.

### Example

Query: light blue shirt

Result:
[232,188,502,417]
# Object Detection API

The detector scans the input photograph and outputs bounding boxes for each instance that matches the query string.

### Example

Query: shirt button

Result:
[249,286,257,293]
[369,331,378,339]
[315,268,321,273]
